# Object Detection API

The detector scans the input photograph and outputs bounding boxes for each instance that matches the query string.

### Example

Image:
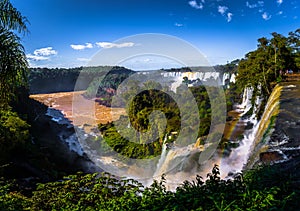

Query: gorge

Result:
[28,68,300,190]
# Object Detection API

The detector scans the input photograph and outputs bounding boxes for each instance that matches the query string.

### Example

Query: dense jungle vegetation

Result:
[98,83,227,159]
[1,165,299,210]
[1,0,300,210]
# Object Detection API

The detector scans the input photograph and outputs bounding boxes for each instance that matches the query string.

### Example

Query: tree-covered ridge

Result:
[237,29,300,97]
[28,66,134,94]
[97,81,227,159]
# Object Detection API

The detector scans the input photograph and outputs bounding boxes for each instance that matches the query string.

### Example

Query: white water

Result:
[153,141,168,178]
[222,72,230,85]
[220,120,259,177]
[230,73,236,83]
[60,133,84,156]
[46,107,85,156]
[220,85,265,177]
[151,144,207,190]
[237,87,253,114]
[220,86,258,177]
[161,71,220,92]
[220,85,282,177]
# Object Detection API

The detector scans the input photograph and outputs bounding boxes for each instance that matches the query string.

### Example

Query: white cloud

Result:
[277,11,283,15]
[26,54,49,61]
[34,47,57,56]
[95,42,135,49]
[246,1,264,9]
[175,22,183,27]
[262,12,271,20]
[258,1,264,6]
[246,1,257,8]
[218,6,228,15]
[277,0,283,5]
[27,47,57,61]
[70,43,93,50]
[188,0,203,9]
[227,13,233,22]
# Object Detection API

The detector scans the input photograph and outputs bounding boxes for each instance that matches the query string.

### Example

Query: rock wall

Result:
[247,81,300,174]
[12,88,100,182]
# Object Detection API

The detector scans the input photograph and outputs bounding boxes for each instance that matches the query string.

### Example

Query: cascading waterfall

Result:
[220,86,256,177]
[238,86,253,114]
[222,72,230,85]
[220,85,282,177]
[153,136,168,178]
[168,71,220,92]
[245,85,282,168]
[46,107,85,156]
[151,143,207,190]
[230,73,236,83]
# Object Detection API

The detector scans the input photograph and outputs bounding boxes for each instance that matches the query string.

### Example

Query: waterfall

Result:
[246,85,282,168]
[220,85,282,177]
[153,138,168,178]
[167,71,221,92]
[222,72,230,85]
[237,87,253,114]
[230,73,236,83]
[46,107,85,156]
[220,86,256,177]
[151,144,202,190]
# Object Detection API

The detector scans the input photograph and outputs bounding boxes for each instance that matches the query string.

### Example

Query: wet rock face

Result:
[260,151,284,164]
[259,82,300,165]
[245,121,254,130]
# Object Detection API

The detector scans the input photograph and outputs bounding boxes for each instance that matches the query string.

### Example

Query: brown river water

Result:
[30,91,126,127]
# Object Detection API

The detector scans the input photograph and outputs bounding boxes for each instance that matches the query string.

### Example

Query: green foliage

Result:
[0,179,30,210]
[128,89,180,134]
[0,0,28,108]
[0,0,28,33]
[288,29,300,70]
[0,28,28,107]
[28,66,134,95]
[0,109,30,164]
[98,122,162,159]
[84,67,134,105]
[0,165,298,210]
[214,59,239,75]
[237,29,299,98]
[98,84,215,159]
[29,172,144,210]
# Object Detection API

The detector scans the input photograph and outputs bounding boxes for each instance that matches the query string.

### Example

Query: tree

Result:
[0,0,30,171]
[0,28,28,107]
[0,0,28,33]
[0,0,28,108]
[270,32,294,76]
[288,29,300,70]
[237,30,299,98]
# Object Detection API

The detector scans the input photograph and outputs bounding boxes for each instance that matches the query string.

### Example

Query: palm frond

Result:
[0,0,29,33]
[0,26,28,107]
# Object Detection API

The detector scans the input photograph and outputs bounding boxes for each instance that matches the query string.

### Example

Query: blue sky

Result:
[11,0,300,69]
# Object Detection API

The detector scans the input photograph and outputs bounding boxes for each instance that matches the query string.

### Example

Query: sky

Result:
[11,0,300,70]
